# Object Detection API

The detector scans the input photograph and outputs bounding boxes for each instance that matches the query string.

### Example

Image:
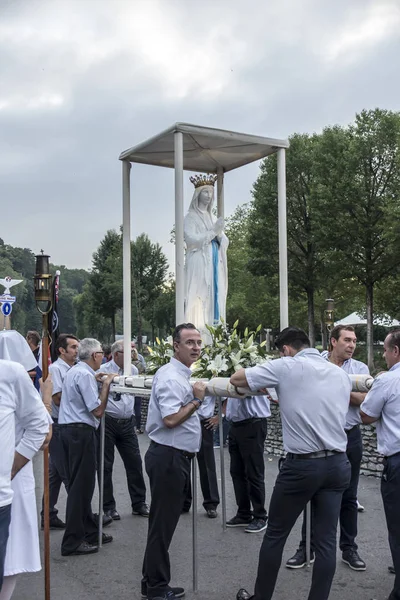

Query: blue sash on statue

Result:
[212,239,219,322]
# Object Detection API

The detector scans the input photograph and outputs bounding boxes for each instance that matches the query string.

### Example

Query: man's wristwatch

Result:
[193,397,204,405]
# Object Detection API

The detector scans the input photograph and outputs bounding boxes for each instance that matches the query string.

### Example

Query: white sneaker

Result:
[357,500,365,512]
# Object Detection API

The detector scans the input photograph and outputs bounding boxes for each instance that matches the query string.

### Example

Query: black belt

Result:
[384,451,400,460]
[287,450,343,460]
[231,417,266,426]
[150,440,195,460]
[59,423,95,430]
[52,417,58,424]
[106,414,133,424]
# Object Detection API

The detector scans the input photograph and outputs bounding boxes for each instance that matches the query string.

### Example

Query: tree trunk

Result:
[111,311,116,341]
[137,310,142,351]
[321,319,328,351]
[307,287,315,347]
[366,283,374,371]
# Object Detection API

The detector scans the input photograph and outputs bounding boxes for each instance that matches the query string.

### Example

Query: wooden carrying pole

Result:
[41,314,51,600]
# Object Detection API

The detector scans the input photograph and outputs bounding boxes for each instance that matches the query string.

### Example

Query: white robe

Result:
[184,186,229,332]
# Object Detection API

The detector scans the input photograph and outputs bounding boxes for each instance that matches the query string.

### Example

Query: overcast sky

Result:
[1,0,399,271]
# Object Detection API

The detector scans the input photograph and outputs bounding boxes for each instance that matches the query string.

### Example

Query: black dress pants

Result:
[41,422,69,520]
[60,424,99,554]
[299,424,363,552]
[229,419,268,520]
[254,452,351,600]
[381,453,400,600]
[98,414,146,512]
[184,421,220,511]
[142,441,192,599]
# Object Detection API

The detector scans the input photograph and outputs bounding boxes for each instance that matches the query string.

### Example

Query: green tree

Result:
[318,109,400,368]
[249,133,328,345]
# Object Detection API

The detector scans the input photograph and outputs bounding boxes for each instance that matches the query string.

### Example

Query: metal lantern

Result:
[34,252,52,312]
[324,298,335,332]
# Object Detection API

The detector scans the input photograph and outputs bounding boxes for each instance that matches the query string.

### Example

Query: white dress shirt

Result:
[245,348,351,454]
[59,362,101,429]
[226,395,271,422]
[361,362,400,457]
[146,357,201,453]
[99,359,138,419]
[49,358,71,419]
[0,360,50,508]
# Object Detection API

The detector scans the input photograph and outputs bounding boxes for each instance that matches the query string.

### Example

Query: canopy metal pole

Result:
[218,398,227,531]
[98,414,105,548]
[305,501,311,567]
[217,169,224,219]
[174,131,185,324]
[122,160,132,371]
[277,148,288,329]
[192,457,198,593]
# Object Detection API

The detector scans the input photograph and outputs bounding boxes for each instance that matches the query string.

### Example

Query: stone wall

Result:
[140,399,384,477]
[264,404,383,477]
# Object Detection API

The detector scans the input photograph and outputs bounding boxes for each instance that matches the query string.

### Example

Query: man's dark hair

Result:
[329,325,355,348]
[102,343,112,357]
[386,329,400,353]
[172,323,198,344]
[26,330,41,347]
[55,333,79,356]
[275,326,310,352]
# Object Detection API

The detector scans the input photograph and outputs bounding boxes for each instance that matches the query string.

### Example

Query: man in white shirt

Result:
[40,333,79,529]
[361,330,400,600]
[0,360,50,588]
[286,325,368,571]
[231,326,351,600]
[142,323,206,600]
[98,340,148,521]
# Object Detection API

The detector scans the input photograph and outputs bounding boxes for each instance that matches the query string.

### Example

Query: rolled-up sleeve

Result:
[245,359,282,392]
[14,367,50,460]
[360,376,386,418]
[156,377,187,419]
[78,372,101,413]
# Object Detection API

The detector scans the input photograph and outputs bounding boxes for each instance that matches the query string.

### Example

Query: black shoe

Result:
[206,509,218,519]
[245,518,267,533]
[102,533,113,544]
[105,509,120,521]
[226,515,252,528]
[181,506,190,514]
[236,589,254,600]
[388,565,395,574]
[286,547,315,569]
[141,584,185,599]
[342,549,366,571]
[132,503,150,517]
[92,512,113,528]
[41,516,66,530]
[150,592,178,600]
[61,541,98,556]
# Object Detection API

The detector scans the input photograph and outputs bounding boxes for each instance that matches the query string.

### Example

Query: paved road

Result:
[15,435,393,600]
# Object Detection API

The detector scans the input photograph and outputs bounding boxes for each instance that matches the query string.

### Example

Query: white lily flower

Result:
[208,354,229,375]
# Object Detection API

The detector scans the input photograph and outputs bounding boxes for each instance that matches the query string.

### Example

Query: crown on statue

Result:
[189,174,218,188]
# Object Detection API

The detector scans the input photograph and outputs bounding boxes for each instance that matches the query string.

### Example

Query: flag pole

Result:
[34,252,53,600]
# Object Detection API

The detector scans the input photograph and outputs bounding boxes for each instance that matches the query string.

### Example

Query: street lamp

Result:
[34,251,52,600]
[324,298,335,332]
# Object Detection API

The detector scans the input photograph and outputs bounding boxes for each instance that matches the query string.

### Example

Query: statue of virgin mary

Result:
[184,174,229,332]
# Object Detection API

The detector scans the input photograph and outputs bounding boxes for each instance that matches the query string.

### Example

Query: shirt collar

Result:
[170,356,192,379]
[295,348,321,358]
[79,361,96,375]
[108,359,122,373]
[389,362,400,372]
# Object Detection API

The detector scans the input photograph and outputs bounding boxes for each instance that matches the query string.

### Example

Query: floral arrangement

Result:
[146,321,274,377]
[192,321,273,378]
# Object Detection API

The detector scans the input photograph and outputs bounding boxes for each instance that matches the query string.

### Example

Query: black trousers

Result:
[228,419,268,520]
[134,397,143,430]
[381,453,400,600]
[0,503,11,590]
[184,421,220,511]
[41,422,69,520]
[97,414,146,512]
[254,452,351,600]
[142,441,192,599]
[60,425,99,554]
[299,425,363,552]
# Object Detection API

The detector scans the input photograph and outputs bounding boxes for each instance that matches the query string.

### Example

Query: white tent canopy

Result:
[335,311,400,327]
[118,123,289,375]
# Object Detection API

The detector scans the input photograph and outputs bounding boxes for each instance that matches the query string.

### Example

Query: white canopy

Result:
[119,122,289,173]
[335,311,400,327]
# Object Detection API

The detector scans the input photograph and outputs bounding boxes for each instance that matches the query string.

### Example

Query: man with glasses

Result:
[98,340,148,521]
[59,338,117,556]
